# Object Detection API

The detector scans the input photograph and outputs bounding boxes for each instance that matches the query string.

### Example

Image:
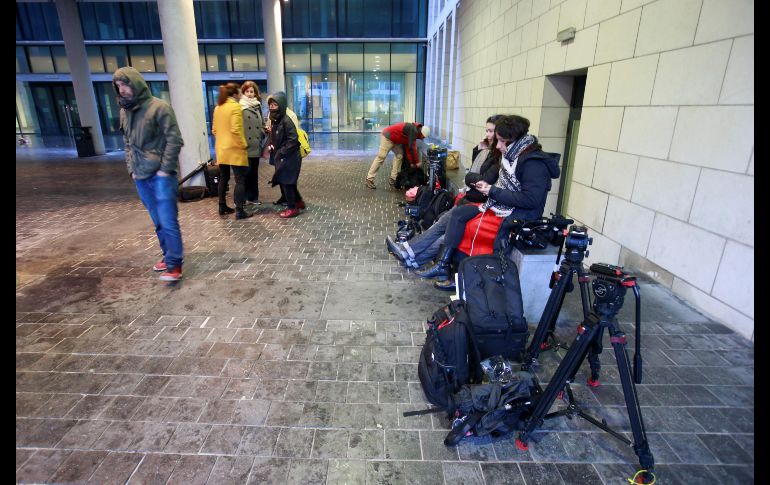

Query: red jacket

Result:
[382,122,425,166]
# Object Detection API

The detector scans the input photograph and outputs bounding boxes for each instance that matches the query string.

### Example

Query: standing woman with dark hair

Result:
[240,80,265,206]
[266,91,302,218]
[212,82,252,219]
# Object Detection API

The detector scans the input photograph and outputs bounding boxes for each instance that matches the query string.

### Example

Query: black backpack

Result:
[456,250,529,363]
[419,190,454,230]
[417,301,481,411]
[395,164,427,190]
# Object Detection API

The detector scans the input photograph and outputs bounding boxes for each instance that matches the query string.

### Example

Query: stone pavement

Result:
[16,149,753,484]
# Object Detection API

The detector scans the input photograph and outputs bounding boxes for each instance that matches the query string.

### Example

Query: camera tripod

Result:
[515,263,655,484]
[522,225,606,387]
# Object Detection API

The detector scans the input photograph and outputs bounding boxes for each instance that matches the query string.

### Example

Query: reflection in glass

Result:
[338,72,364,131]
[311,44,337,72]
[337,43,363,71]
[257,44,266,71]
[103,45,129,74]
[51,46,70,73]
[27,46,55,73]
[87,46,105,73]
[232,44,259,71]
[129,45,155,72]
[154,45,165,72]
[205,44,231,72]
[309,0,336,37]
[286,73,312,131]
[198,45,207,72]
[17,46,30,74]
[364,72,390,131]
[364,44,390,73]
[284,44,310,72]
[311,74,338,131]
[391,44,417,71]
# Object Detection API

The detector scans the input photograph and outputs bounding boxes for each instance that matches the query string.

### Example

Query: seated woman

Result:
[413,114,561,285]
[386,114,503,268]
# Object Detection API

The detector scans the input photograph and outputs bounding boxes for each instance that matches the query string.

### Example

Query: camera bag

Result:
[456,251,529,363]
[417,300,482,411]
[419,189,454,230]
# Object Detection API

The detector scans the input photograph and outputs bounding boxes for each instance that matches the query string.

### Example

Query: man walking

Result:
[366,121,430,189]
[113,66,185,281]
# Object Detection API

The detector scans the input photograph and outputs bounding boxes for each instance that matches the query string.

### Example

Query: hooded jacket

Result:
[266,91,301,186]
[382,122,426,166]
[487,146,561,221]
[112,66,184,179]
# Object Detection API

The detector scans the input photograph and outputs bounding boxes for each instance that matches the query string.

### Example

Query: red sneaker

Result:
[295,200,306,210]
[279,208,300,218]
[159,266,183,281]
[152,260,167,272]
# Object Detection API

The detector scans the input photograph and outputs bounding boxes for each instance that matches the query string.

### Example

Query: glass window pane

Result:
[364,1,391,37]
[365,43,390,73]
[103,45,129,73]
[153,45,166,72]
[392,0,427,37]
[337,43,363,71]
[87,46,105,73]
[148,81,171,104]
[28,46,55,73]
[205,44,232,71]
[199,45,207,72]
[42,3,62,40]
[94,82,121,134]
[16,46,30,73]
[257,44,266,71]
[79,4,99,40]
[284,44,310,72]
[364,72,390,131]
[199,2,230,38]
[129,45,155,73]
[51,46,70,73]
[338,72,364,131]
[286,74,312,131]
[311,73,338,132]
[232,0,260,38]
[391,44,417,71]
[281,0,309,38]
[337,0,363,37]
[311,43,337,72]
[417,42,426,72]
[94,3,125,39]
[309,0,336,37]
[232,44,259,71]
[389,72,418,123]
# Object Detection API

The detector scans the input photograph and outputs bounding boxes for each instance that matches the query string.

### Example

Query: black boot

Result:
[235,209,253,219]
[434,278,456,291]
[219,203,235,215]
[415,246,454,279]
[385,236,410,262]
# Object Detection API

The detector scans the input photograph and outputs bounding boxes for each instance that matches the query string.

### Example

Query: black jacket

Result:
[463,146,500,203]
[488,147,561,221]
[267,91,301,186]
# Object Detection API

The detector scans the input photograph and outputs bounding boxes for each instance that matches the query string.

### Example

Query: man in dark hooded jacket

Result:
[113,66,185,281]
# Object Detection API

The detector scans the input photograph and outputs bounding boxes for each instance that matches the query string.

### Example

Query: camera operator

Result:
[413,115,561,286]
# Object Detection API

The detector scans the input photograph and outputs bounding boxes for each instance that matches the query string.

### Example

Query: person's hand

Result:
[478,139,489,150]
[475,181,491,195]
[156,170,169,177]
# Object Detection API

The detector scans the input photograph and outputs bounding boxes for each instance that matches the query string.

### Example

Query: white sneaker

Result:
[245,200,262,206]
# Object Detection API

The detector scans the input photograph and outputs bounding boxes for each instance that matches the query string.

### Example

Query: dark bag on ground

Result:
[395,164,427,190]
[177,159,218,202]
[417,301,481,411]
[456,251,529,362]
[419,189,454,230]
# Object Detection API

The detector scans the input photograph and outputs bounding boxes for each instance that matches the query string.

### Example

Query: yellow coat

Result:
[212,98,248,166]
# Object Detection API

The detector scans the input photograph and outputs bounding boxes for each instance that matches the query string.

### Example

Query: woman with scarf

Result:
[416,114,561,281]
[239,80,266,206]
[212,82,252,219]
[266,91,303,218]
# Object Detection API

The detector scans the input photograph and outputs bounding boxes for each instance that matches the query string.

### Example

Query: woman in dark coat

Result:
[266,91,302,218]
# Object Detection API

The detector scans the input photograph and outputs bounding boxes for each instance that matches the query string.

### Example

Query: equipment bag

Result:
[203,163,220,196]
[419,189,454,230]
[456,251,529,362]
[178,185,208,202]
[417,301,481,411]
[395,164,427,190]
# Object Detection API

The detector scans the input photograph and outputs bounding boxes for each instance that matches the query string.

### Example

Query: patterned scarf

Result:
[479,134,537,217]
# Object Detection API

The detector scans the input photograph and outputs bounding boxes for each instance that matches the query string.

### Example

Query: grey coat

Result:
[241,101,265,158]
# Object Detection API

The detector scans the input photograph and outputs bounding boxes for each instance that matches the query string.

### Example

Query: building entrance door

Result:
[29,83,80,136]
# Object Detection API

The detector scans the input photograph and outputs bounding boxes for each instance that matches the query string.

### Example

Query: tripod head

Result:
[562,225,592,264]
[590,263,634,319]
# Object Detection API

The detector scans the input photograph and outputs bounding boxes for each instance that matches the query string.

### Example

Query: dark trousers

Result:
[218,164,249,210]
[281,184,300,209]
[245,156,259,202]
[444,204,485,248]
[278,185,303,203]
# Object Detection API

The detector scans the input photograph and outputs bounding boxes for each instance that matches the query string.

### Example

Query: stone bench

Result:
[509,244,561,324]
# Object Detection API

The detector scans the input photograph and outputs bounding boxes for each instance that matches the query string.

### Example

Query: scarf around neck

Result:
[239,96,261,110]
[479,134,537,217]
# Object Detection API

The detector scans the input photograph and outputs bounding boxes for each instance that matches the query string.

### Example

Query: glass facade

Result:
[16,0,427,136]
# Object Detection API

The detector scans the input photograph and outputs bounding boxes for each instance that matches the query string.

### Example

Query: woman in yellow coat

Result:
[212,82,251,219]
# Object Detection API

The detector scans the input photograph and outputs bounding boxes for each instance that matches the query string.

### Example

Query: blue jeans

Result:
[402,209,452,266]
[135,174,184,269]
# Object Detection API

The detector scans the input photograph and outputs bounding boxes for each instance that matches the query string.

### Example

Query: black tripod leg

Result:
[518,314,601,446]
[525,266,573,364]
[608,324,655,476]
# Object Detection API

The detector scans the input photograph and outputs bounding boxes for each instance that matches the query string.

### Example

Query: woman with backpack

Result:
[266,91,303,218]
[239,80,266,207]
